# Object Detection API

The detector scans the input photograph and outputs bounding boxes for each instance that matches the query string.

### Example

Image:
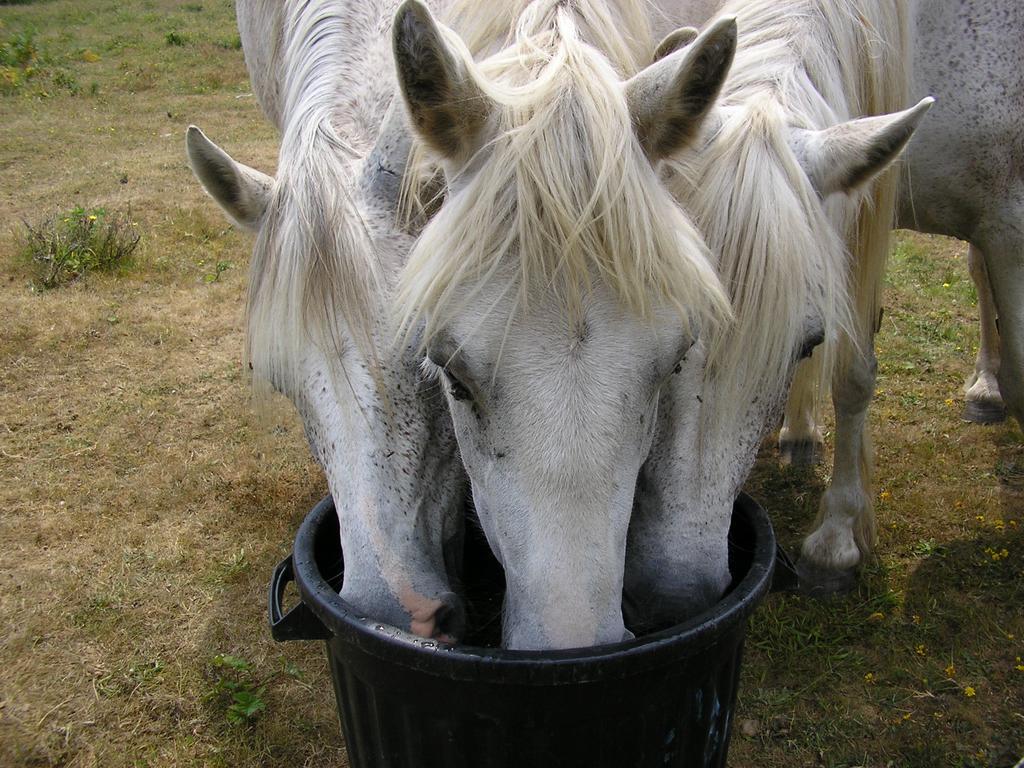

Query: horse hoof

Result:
[794,558,858,597]
[779,439,822,467]
[962,399,1007,425]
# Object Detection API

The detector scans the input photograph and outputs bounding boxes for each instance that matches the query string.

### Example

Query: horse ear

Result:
[652,26,699,63]
[392,0,492,163]
[789,97,935,196]
[626,15,737,161]
[186,126,274,231]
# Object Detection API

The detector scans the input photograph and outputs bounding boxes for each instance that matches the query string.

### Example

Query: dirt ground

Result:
[0,1,1021,766]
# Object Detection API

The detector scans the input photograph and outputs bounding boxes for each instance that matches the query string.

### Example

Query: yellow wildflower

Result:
[879,490,892,501]
[912,614,922,625]
[864,672,875,683]
[868,611,885,623]
[976,515,985,522]
[944,398,954,406]
[945,663,955,678]
[964,686,976,698]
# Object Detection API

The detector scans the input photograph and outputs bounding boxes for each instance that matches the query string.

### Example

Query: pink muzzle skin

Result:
[402,589,465,642]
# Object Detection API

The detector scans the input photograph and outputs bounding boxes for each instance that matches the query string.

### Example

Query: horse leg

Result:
[797,335,875,594]
[779,351,825,466]
[976,223,1024,428]
[962,243,1006,424]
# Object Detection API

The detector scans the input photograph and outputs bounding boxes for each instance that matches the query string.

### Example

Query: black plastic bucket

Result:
[270,493,777,767]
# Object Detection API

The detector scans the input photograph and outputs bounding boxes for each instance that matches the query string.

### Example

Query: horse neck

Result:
[448,0,654,72]
[274,0,410,152]
[248,0,431,399]
[718,0,910,125]
[236,0,288,129]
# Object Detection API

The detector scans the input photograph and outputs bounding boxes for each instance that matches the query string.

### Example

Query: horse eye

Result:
[443,368,472,402]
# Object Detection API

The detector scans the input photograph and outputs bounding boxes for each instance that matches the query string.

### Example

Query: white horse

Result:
[622,0,934,604]
[391,0,737,648]
[186,0,470,640]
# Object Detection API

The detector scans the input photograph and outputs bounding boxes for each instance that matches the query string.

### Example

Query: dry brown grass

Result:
[1,2,343,766]
[0,1,1021,767]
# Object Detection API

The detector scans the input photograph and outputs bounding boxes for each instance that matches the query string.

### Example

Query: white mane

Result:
[397,0,731,347]
[667,0,910,431]
[246,0,385,397]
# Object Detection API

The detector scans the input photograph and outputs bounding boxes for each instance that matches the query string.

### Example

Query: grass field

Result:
[1,1,1021,766]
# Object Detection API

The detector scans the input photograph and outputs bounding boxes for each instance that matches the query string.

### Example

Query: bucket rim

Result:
[287,493,775,683]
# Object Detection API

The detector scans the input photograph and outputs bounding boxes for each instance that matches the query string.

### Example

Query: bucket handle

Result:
[268,555,333,642]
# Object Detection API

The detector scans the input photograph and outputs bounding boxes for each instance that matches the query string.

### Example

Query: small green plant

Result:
[165,31,186,47]
[20,205,141,289]
[213,548,249,583]
[206,654,267,726]
[52,68,79,94]
[911,539,943,558]
[203,259,233,283]
[214,35,242,51]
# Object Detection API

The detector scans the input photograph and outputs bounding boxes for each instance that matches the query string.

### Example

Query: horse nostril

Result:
[434,592,466,642]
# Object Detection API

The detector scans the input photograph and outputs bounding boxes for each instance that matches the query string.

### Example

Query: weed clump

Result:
[20,205,141,289]
[205,654,267,726]
[0,28,83,96]
[0,28,40,93]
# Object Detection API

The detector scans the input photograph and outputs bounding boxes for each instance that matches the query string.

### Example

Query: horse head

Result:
[628,5,933,626]
[391,0,735,649]
[186,91,467,642]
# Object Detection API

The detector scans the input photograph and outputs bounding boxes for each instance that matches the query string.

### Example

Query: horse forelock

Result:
[245,0,386,399]
[397,0,730,347]
[668,99,852,434]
